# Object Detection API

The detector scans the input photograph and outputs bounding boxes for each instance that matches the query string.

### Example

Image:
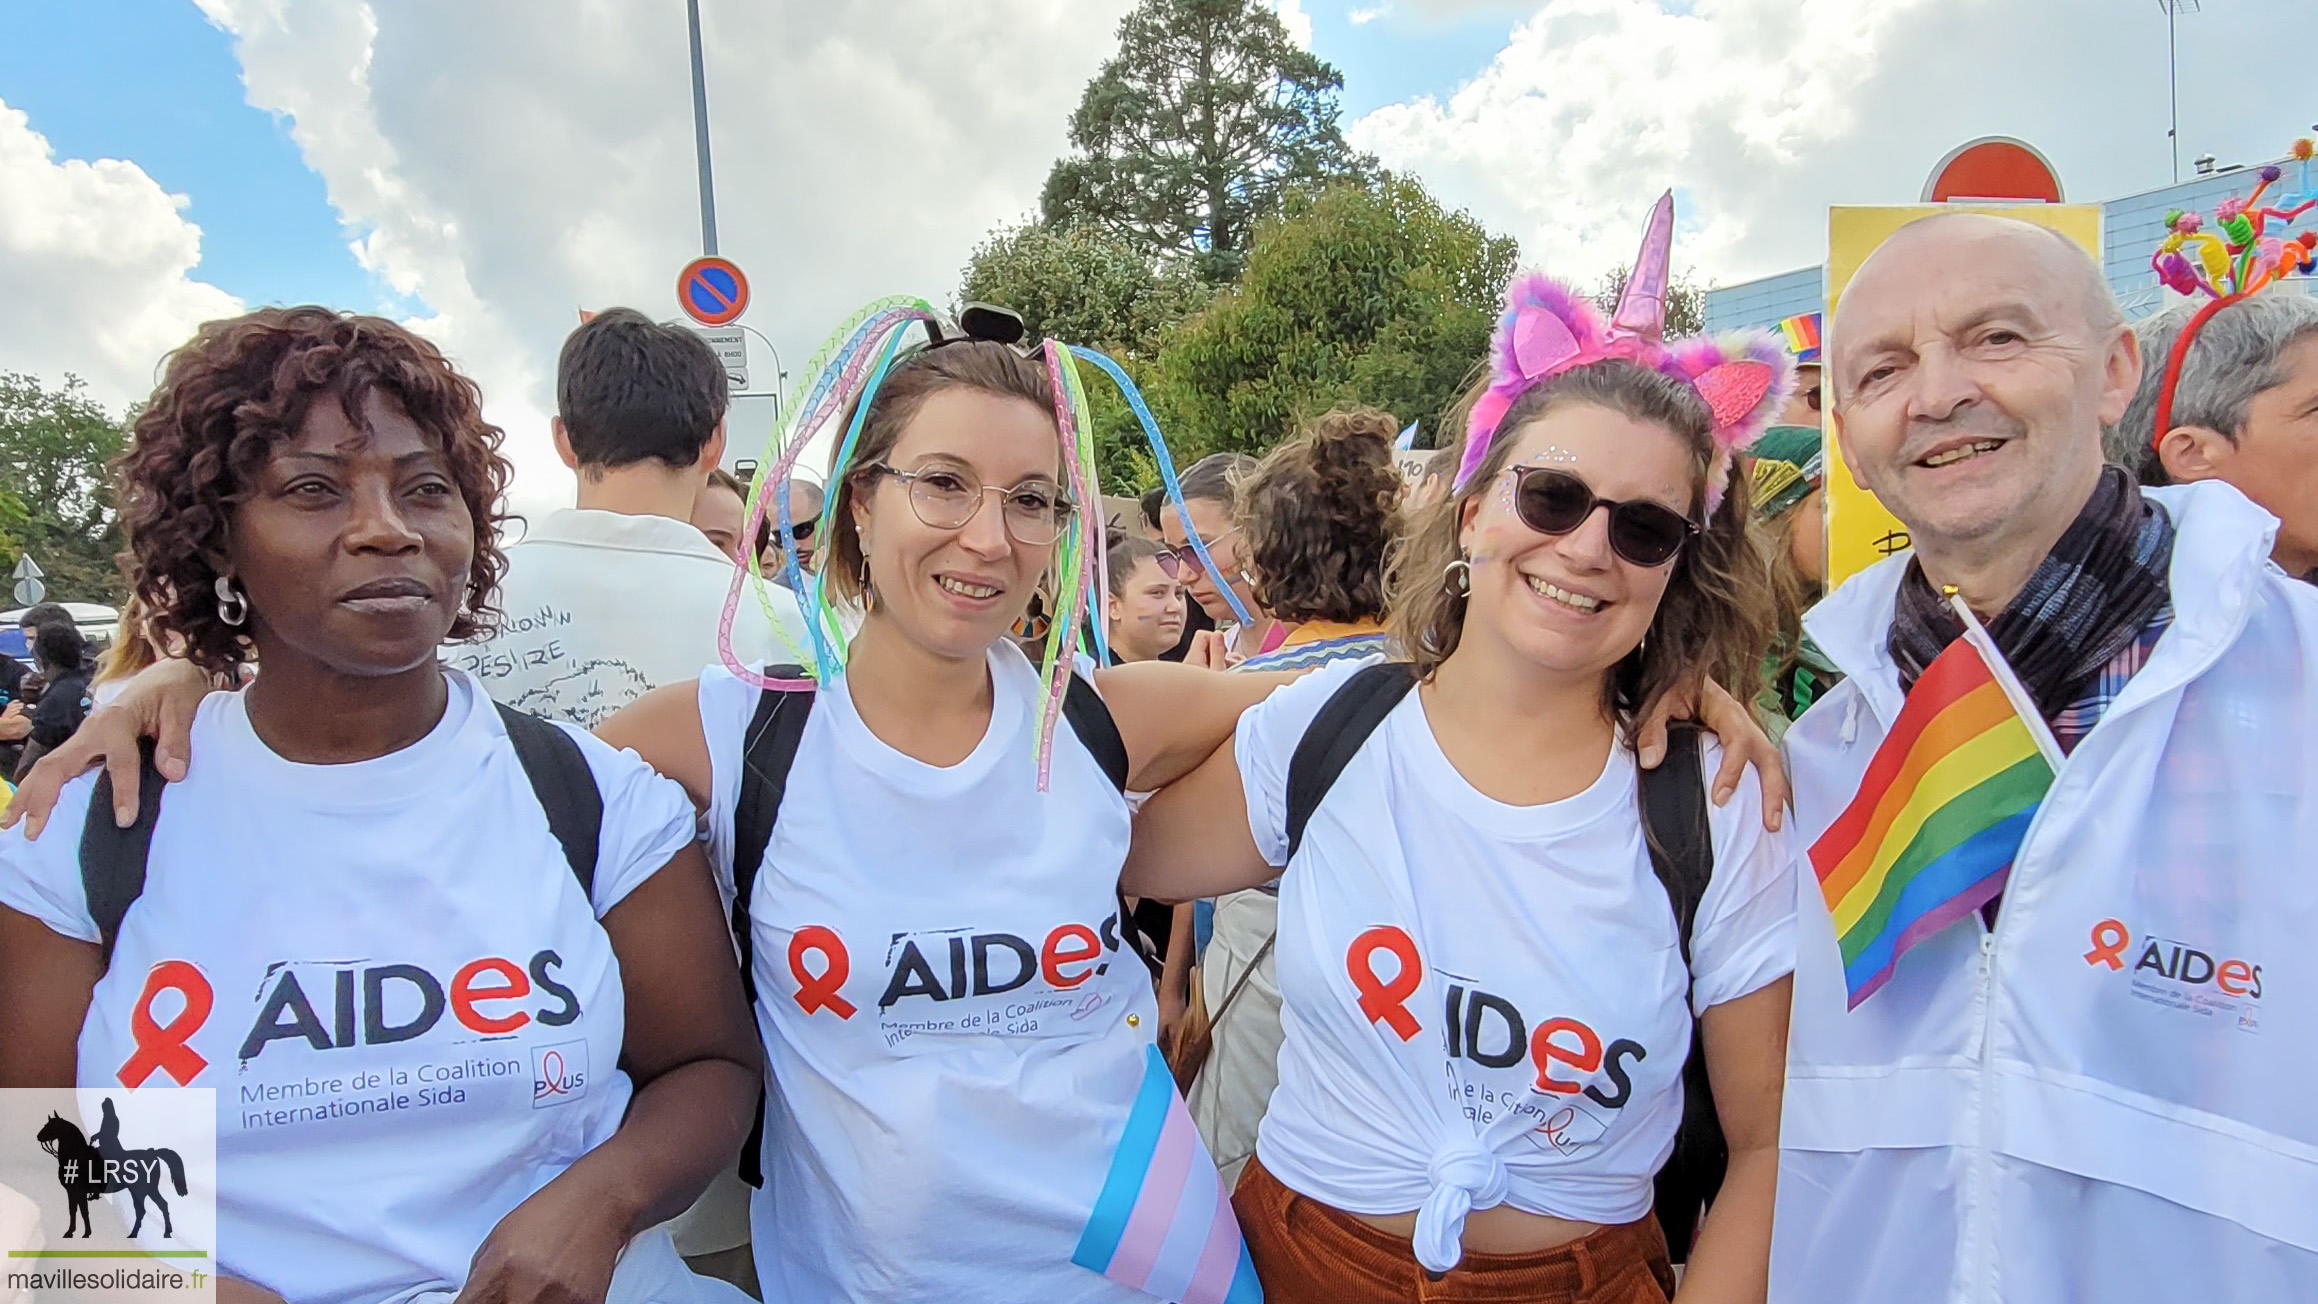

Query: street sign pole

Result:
[9,555,43,608]
[686,0,719,256]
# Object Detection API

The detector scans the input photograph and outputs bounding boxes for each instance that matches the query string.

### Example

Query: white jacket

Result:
[1774,481,2318,1304]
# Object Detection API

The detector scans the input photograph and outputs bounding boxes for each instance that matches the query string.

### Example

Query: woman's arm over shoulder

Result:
[1096,660,1297,793]
[1119,657,1374,903]
[594,679,711,812]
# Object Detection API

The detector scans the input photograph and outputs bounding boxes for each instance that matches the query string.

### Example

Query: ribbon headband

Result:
[1454,192,1795,517]
[715,301,1239,791]
[2149,139,2318,447]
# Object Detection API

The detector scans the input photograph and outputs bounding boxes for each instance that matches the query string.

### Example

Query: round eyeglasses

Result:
[869,463,1074,546]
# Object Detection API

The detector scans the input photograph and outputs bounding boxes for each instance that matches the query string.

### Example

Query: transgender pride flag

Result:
[1073,1046,1263,1303]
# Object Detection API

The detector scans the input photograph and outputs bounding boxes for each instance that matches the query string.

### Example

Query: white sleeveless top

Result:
[699,645,1211,1304]
[1238,657,1798,1273]
[0,671,704,1304]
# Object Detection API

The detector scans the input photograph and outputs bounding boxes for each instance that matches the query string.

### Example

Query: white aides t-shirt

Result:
[0,671,699,1304]
[1239,656,1797,1269]
[697,644,1179,1304]
[449,508,805,727]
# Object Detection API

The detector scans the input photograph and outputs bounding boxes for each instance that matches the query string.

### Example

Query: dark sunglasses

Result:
[1803,384,1822,413]
[1507,467,1698,568]
[1153,526,1239,581]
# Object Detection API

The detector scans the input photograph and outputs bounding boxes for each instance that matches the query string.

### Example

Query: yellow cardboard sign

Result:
[1821,204,2105,585]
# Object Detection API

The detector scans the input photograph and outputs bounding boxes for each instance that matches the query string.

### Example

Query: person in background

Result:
[446,307,786,1286]
[0,647,29,778]
[92,597,171,709]
[755,476,825,589]
[1235,408,1402,673]
[448,308,802,739]
[1748,423,1840,738]
[1104,533,1187,665]
[1404,446,1457,513]
[1172,405,1407,1192]
[0,307,761,1304]
[692,469,748,561]
[1162,452,1284,667]
[12,622,91,781]
[2105,291,2318,581]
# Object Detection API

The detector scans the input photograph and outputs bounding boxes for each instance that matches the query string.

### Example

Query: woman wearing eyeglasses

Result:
[590,337,1300,1303]
[1125,264,1801,1303]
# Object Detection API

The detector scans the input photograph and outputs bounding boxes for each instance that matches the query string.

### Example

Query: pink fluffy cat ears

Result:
[1454,191,1796,516]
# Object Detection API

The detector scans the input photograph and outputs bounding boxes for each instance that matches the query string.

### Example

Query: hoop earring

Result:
[1442,556,1471,598]
[214,575,249,627]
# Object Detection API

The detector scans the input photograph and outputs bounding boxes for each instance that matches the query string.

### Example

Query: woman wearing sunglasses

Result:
[1125,259,1800,1303]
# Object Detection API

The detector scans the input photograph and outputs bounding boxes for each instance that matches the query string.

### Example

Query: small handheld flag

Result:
[1396,421,1420,451]
[1808,596,2062,1008]
[1074,1046,1262,1304]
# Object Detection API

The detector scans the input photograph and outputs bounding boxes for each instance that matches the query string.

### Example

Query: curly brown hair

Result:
[113,307,512,676]
[1236,406,1402,624]
[1385,360,1772,733]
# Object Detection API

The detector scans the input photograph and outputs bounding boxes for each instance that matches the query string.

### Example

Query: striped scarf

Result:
[1889,466,2175,722]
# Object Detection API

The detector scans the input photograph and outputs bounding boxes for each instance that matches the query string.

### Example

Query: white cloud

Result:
[0,99,242,411]
[1349,6,1390,26]
[1350,0,2314,298]
[1270,0,1315,47]
[192,0,1133,518]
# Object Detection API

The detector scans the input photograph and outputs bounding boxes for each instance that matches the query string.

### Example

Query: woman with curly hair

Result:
[1126,258,1799,1303]
[1233,407,1404,673]
[1176,406,1407,1191]
[0,308,759,1304]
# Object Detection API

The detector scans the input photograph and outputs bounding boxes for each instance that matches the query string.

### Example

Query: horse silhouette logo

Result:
[34,1098,187,1238]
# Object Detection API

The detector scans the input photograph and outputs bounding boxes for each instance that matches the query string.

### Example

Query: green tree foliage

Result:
[958,221,1212,494]
[0,373,128,604]
[959,220,1208,359]
[1041,0,1374,283]
[1150,175,1518,460]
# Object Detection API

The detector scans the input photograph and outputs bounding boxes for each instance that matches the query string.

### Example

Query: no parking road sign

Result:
[677,256,750,326]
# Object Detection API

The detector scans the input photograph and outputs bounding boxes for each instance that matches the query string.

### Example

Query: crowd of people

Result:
[0,196,2315,1304]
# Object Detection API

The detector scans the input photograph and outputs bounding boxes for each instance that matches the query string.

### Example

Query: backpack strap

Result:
[1637,723,1725,1265]
[730,667,816,1191]
[79,743,169,968]
[1284,661,1418,862]
[1062,671,1129,794]
[495,703,604,900]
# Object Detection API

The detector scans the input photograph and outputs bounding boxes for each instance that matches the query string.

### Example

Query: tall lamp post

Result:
[686,0,718,256]
[2160,0,2200,184]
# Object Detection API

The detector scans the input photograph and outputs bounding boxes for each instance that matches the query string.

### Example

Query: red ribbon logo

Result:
[789,926,857,1019]
[1346,926,1423,1041]
[118,960,213,1087]
[2085,919,2131,970]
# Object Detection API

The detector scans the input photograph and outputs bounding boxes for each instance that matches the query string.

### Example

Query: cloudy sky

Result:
[2,0,2309,515]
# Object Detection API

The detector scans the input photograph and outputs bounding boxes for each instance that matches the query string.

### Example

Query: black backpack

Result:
[1280,661,1726,1263]
[80,703,604,966]
[723,665,1130,1186]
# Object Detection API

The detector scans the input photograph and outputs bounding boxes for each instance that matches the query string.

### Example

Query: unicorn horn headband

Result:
[1454,191,1794,516]
[715,298,1243,790]
[2148,138,2318,448]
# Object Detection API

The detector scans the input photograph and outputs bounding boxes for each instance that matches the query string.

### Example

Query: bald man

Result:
[1776,213,2318,1302]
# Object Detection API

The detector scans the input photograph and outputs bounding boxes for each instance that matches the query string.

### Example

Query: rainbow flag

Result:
[1779,312,1823,364]
[1808,613,2060,1008]
[1074,1046,1262,1304]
